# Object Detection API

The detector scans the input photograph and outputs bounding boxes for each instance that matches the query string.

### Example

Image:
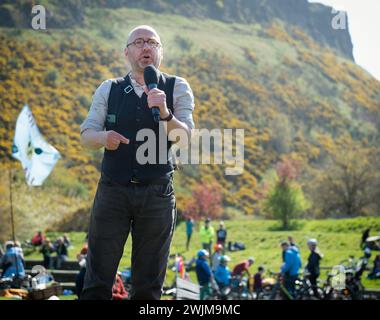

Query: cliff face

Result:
[108,0,355,60]
[217,0,354,60]
[0,0,353,60]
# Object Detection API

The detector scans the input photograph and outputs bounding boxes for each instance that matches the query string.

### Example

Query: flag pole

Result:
[9,166,16,243]
[9,165,21,281]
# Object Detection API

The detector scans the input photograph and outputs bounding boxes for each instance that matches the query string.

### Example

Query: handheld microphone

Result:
[143,65,160,123]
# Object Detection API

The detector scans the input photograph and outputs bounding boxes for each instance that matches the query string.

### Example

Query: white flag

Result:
[11,105,61,186]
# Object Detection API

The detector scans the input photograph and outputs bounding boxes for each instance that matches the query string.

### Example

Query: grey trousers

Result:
[81,174,177,300]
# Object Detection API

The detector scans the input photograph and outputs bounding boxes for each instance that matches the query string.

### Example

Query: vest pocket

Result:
[105,114,117,129]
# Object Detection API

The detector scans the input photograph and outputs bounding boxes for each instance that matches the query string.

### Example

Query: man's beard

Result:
[130,58,160,73]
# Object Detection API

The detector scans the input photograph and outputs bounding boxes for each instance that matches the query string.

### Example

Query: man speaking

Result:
[79,25,195,300]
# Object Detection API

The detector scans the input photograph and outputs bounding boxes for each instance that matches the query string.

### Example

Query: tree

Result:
[311,146,380,217]
[263,158,309,229]
[183,181,223,221]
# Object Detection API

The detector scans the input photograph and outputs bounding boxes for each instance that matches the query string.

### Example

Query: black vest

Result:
[101,72,176,184]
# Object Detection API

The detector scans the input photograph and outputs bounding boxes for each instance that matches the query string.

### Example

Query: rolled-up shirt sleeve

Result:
[80,79,113,134]
[173,77,195,130]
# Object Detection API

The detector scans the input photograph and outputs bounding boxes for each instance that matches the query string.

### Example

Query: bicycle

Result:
[205,275,254,300]
[294,273,324,300]
[259,271,294,300]
[321,257,368,300]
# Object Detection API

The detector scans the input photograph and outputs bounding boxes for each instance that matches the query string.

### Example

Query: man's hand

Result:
[144,87,170,118]
[102,130,129,150]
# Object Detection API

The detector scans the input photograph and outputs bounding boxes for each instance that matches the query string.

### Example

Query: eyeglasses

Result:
[126,38,161,49]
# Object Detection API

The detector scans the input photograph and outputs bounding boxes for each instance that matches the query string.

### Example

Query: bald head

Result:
[127,25,161,47]
[124,25,163,73]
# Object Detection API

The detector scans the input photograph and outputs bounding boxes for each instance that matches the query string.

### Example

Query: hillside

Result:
[0,0,354,59]
[0,2,380,239]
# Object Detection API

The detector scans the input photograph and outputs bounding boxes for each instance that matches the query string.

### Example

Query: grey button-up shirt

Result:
[80,74,195,134]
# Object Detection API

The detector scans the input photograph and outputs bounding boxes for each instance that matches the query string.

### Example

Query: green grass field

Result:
[22,217,380,291]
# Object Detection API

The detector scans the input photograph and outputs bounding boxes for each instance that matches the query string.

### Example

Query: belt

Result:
[129,175,172,185]
[101,173,172,187]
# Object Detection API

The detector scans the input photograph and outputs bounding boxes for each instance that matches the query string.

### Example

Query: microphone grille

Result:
[143,65,159,86]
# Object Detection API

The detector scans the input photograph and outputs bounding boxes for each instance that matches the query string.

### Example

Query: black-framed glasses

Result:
[126,38,161,49]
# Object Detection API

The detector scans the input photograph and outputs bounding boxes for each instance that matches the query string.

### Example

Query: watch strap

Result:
[160,109,173,121]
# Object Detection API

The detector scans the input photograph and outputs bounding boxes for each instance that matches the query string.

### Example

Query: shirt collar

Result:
[128,70,161,88]
[128,73,145,88]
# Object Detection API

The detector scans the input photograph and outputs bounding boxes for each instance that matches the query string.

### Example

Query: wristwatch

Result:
[160,109,174,122]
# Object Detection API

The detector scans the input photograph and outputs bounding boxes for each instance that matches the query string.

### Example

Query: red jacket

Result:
[31,233,45,246]
[112,274,129,300]
[232,261,250,276]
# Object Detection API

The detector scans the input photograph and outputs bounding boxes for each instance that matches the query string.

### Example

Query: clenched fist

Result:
[144,87,170,117]
[102,130,129,150]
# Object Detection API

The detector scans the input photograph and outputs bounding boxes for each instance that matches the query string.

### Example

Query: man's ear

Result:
[158,47,164,67]
[124,47,129,58]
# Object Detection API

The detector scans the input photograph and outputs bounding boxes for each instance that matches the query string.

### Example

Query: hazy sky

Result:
[308,0,380,81]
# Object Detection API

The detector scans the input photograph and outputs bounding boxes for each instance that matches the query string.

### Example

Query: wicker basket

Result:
[29,285,63,300]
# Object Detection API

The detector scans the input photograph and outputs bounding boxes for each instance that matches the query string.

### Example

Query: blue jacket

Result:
[1,247,25,278]
[186,220,194,236]
[214,265,231,287]
[196,258,212,285]
[281,248,302,276]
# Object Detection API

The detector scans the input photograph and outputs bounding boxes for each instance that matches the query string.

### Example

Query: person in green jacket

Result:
[200,218,215,257]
